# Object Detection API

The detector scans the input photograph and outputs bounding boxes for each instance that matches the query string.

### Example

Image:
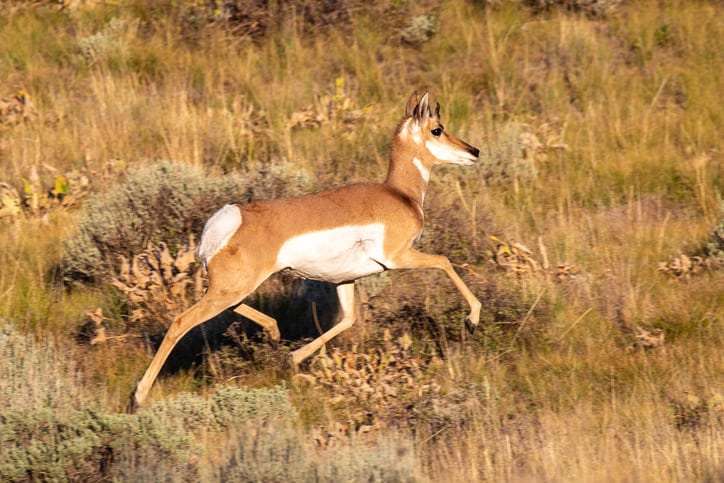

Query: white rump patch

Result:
[197,204,242,266]
[425,139,476,165]
[276,224,387,284]
[412,157,430,182]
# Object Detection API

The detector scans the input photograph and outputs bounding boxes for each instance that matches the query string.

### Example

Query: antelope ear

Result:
[405,92,419,117]
[434,101,440,118]
[414,92,430,122]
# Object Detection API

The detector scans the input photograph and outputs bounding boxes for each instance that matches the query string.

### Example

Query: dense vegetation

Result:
[0,0,721,481]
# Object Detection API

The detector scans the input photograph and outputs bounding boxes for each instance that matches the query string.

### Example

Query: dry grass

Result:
[0,0,722,481]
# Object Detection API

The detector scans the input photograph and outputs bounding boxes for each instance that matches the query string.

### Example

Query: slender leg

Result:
[131,287,254,411]
[289,282,356,366]
[390,249,481,329]
[234,304,280,342]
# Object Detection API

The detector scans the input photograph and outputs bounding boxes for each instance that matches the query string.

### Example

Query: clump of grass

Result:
[211,424,419,483]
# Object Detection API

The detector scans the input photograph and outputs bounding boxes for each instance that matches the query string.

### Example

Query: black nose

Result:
[469,146,480,158]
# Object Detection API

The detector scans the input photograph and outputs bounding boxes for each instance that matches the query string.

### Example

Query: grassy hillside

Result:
[0,0,722,481]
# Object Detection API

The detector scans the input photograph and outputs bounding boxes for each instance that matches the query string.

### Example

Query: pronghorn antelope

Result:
[131,92,482,409]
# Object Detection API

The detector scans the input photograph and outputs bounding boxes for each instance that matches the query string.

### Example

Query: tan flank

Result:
[131,92,482,409]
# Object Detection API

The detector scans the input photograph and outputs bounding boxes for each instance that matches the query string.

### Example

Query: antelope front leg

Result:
[290,282,356,367]
[390,249,482,331]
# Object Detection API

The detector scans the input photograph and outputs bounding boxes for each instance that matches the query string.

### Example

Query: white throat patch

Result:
[412,157,430,182]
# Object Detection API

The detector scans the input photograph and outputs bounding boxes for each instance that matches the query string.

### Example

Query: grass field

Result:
[0,0,722,481]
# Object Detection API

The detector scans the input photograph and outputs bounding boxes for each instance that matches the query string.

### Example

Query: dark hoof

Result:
[465,317,478,335]
[126,393,139,414]
[281,351,299,374]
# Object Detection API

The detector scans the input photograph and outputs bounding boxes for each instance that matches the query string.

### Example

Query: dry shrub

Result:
[299,333,484,436]
[669,392,724,432]
[302,331,441,429]
[182,0,354,38]
[273,233,546,433]
[521,0,623,17]
[659,212,724,279]
[0,90,34,127]
[486,235,543,277]
[0,183,22,220]
[179,0,419,40]
[0,166,91,223]
[77,236,210,345]
[110,235,205,333]
[658,253,714,279]
[288,77,370,131]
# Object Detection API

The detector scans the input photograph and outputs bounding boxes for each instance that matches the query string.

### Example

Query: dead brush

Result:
[485,235,584,286]
[658,215,724,279]
[657,254,711,279]
[669,392,724,431]
[287,77,370,133]
[110,235,205,335]
[300,330,442,430]
[0,90,34,127]
[486,235,542,277]
[0,167,91,221]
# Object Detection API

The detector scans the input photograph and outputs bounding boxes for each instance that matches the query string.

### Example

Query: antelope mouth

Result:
[456,150,479,166]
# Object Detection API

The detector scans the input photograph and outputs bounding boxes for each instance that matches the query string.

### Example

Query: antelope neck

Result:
[385,141,429,210]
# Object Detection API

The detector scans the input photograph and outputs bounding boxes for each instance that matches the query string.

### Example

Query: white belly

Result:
[275,224,387,283]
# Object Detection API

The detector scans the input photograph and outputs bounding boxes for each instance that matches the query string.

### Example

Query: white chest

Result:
[275,224,387,283]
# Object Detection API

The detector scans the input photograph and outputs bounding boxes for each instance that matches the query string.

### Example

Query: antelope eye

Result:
[431,127,443,137]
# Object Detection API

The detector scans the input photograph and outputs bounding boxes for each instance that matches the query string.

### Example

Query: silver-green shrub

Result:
[61,160,315,283]
[401,15,437,45]
[62,161,246,282]
[0,324,295,481]
[77,17,134,64]
[476,123,539,185]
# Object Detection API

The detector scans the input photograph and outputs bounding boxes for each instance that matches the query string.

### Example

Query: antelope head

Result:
[399,92,480,167]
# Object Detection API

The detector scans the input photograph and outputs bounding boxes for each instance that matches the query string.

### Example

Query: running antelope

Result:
[131,92,482,409]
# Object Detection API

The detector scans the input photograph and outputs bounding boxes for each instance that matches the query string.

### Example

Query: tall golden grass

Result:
[0,0,722,481]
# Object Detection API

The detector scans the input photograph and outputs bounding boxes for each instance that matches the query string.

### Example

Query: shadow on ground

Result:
[160,274,341,375]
